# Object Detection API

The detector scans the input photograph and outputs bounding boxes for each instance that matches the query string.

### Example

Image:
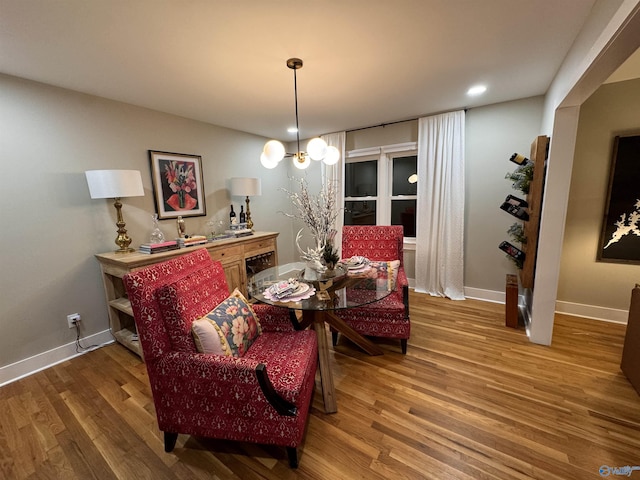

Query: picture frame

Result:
[148,150,206,219]
[597,134,640,264]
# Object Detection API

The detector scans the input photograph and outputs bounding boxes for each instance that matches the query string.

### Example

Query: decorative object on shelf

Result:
[505,161,534,194]
[507,222,526,245]
[260,58,340,170]
[509,153,530,165]
[176,215,186,238]
[597,134,640,264]
[149,213,165,244]
[282,177,341,275]
[85,169,145,253]
[229,177,262,230]
[148,150,206,219]
[322,230,340,270]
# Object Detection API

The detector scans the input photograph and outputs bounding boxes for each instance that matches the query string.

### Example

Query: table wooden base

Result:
[302,309,384,414]
[304,311,338,414]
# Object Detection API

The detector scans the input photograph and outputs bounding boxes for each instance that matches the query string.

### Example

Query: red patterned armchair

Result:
[122,248,317,468]
[334,225,410,353]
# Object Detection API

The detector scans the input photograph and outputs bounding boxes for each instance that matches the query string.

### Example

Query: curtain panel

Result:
[321,132,346,253]
[415,110,465,299]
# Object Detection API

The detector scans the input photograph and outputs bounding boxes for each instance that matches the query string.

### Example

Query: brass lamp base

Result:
[245,195,254,231]
[113,197,135,253]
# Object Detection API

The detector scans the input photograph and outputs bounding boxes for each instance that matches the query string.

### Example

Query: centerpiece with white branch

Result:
[281,178,341,276]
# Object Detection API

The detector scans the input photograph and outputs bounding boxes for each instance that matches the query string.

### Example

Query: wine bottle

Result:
[229,205,237,225]
[499,241,525,261]
[500,201,530,221]
[504,194,528,208]
[509,153,530,165]
[239,205,246,224]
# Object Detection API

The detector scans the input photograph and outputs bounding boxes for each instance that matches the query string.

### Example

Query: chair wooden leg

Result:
[286,447,299,468]
[401,339,407,354]
[164,432,178,452]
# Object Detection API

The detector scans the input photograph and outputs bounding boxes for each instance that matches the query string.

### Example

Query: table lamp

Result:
[85,169,145,253]
[229,177,262,230]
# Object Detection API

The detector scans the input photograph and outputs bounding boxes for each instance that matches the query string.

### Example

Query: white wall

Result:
[465,97,544,297]
[0,74,297,377]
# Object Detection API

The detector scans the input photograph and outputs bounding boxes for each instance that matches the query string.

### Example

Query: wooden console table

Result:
[95,231,278,357]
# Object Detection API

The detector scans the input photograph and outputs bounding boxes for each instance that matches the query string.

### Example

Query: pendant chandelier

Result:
[260,58,340,170]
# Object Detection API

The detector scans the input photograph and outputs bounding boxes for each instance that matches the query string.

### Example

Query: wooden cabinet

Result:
[95,231,278,357]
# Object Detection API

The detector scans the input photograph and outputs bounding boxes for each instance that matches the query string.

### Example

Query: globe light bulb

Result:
[260,152,279,169]
[293,152,310,169]
[322,145,340,165]
[307,137,328,161]
[263,140,286,163]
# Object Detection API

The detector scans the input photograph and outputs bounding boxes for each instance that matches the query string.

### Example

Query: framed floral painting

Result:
[148,150,206,219]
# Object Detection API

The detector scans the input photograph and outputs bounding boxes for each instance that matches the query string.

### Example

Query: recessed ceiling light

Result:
[287,126,298,133]
[467,85,487,96]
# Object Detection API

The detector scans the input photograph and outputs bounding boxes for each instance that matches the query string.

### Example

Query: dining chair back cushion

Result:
[341,225,404,267]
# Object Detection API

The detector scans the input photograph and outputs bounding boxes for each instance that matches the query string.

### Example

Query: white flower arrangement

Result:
[281,178,341,270]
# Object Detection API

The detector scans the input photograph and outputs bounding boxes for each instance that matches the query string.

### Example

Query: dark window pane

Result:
[344,200,376,225]
[391,199,416,237]
[392,155,417,196]
[345,161,378,197]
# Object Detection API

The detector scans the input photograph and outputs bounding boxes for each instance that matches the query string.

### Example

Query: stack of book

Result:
[225,222,253,237]
[139,240,179,254]
[177,235,208,248]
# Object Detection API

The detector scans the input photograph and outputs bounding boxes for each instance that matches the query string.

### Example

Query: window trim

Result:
[345,142,417,237]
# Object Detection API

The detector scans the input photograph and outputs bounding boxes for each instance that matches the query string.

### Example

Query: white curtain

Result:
[321,132,346,252]
[415,111,465,300]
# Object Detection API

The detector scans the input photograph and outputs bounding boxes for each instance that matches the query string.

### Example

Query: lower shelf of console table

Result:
[95,231,279,357]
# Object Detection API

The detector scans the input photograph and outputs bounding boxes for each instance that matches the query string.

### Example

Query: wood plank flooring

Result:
[1,291,639,479]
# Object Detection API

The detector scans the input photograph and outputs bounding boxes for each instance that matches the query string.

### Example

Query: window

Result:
[344,143,417,238]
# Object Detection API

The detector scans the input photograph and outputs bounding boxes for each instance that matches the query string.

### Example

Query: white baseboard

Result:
[0,329,114,387]
[555,300,628,324]
[464,287,505,304]
[461,287,628,324]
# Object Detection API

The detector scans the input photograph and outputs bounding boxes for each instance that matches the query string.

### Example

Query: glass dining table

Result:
[251,261,393,413]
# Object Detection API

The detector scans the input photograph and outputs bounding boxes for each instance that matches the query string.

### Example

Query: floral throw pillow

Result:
[202,289,262,357]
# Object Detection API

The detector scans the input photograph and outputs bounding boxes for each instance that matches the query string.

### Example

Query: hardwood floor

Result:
[1,291,639,479]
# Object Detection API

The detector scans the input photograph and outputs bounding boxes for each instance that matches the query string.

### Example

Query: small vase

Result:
[149,214,165,244]
[178,190,186,209]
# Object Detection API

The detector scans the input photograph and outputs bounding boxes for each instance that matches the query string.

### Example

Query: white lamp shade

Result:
[307,137,328,161]
[322,145,340,165]
[263,140,286,163]
[85,170,144,199]
[260,152,279,169]
[230,177,262,197]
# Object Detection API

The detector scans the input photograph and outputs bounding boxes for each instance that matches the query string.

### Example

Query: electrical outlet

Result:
[67,313,81,328]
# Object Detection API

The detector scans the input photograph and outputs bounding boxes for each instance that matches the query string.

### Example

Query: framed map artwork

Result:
[597,134,640,263]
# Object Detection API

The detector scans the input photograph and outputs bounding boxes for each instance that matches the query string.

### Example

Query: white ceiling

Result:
[1,0,603,141]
